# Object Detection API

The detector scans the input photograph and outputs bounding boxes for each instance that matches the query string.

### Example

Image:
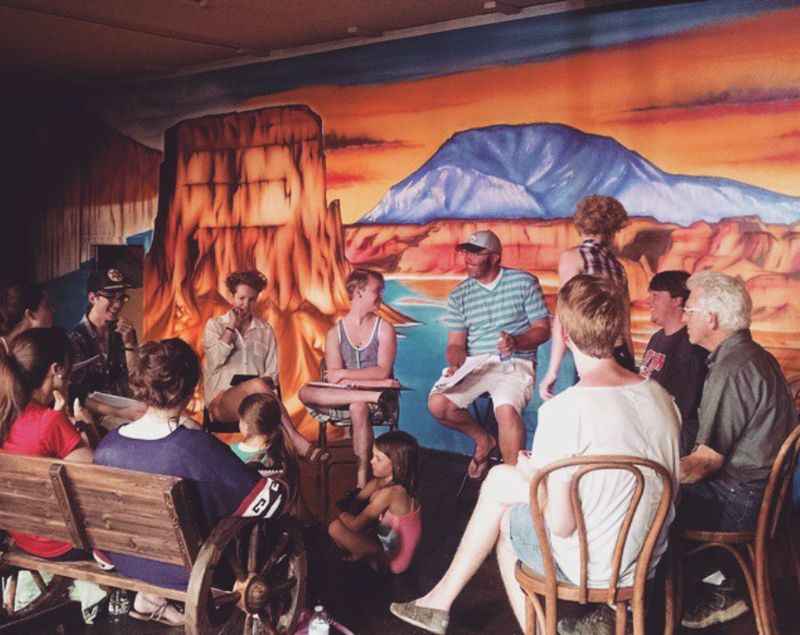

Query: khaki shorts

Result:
[429,357,535,414]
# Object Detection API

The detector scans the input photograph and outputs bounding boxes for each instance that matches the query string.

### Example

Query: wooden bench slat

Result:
[2,550,188,603]
[0,512,72,542]
[82,528,188,567]
[0,495,66,522]
[81,510,196,534]
[71,489,191,515]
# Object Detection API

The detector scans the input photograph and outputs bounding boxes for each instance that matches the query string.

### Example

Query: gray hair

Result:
[687,271,752,332]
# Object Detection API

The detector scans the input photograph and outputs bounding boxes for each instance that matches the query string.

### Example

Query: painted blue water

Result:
[384,278,576,456]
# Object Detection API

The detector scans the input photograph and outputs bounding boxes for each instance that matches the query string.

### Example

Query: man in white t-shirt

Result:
[390,274,681,635]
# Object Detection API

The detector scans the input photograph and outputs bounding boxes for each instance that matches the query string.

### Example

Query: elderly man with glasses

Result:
[68,268,146,427]
[677,271,795,629]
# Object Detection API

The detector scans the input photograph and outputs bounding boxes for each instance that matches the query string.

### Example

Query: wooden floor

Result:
[12,448,798,634]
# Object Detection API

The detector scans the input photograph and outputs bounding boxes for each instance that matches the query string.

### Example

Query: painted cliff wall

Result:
[144,105,355,430]
[68,0,800,453]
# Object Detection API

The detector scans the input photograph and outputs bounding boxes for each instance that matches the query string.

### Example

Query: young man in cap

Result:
[428,230,550,477]
[68,268,145,425]
[640,270,708,455]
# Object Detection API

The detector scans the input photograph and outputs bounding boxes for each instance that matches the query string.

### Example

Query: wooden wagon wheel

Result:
[0,567,71,623]
[186,517,307,635]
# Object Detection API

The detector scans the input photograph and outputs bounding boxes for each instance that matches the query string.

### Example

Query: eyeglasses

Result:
[96,293,130,304]
[682,306,706,316]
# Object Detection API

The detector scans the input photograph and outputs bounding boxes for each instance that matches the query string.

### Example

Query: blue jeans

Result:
[678,478,764,533]
[509,503,570,582]
[678,478,765,587]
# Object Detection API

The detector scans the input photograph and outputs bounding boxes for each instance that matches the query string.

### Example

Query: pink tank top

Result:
[378,503,422,574]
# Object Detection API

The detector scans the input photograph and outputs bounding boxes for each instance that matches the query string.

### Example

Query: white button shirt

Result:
[203,310,279,403]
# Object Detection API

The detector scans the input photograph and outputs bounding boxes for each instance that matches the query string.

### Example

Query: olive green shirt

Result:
[696,330,795,485]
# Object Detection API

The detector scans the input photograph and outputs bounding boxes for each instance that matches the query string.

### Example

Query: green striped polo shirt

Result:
[445,268,548,361]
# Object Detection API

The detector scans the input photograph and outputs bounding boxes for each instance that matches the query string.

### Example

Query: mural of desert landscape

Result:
[79,0,798,452]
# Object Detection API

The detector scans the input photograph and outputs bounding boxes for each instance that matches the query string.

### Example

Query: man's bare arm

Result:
[445,331,468,372]
[511,317,551,351]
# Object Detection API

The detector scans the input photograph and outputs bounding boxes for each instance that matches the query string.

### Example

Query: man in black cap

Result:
[68,268,145,425]
[640,270,708,455]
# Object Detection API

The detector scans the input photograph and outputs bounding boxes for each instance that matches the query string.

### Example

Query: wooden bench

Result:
[0,453,306,634]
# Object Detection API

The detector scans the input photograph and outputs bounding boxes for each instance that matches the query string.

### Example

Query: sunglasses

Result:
[96,292,130,304]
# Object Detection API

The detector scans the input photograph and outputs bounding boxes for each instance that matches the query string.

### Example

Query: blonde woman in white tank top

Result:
[298,269,399,488]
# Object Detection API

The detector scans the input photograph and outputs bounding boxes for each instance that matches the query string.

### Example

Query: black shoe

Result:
[377,390,399,423]
[681,583,749,629]
[558,605,631,635]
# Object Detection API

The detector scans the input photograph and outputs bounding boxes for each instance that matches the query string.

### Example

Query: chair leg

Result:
[727,543,764,635]
[753,544,777,635]
[615,603,628,635]
[788,522,800,596]
[318,421,330,522]
[663,545,681,635]
[524,596,535,635]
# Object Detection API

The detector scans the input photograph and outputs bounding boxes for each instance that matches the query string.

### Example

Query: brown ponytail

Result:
[0,327,71,444]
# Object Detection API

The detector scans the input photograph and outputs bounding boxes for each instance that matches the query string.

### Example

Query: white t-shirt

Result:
[530,379,680,587]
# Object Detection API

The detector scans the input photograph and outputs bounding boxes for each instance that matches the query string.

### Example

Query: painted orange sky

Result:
[243,7,800,224]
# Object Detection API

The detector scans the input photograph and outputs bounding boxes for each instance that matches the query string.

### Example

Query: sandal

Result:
[130,593,185,626]
[467,440,500,479]
[303,445,331,464]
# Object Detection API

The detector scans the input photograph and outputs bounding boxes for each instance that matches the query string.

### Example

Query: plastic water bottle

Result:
[499,331,515,374]
[308,604,331,635]
[107,588,130,621]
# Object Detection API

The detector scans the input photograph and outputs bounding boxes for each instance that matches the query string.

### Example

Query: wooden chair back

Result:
[0,453,203,569]
[756,424,800,547]
[528,455,674,604]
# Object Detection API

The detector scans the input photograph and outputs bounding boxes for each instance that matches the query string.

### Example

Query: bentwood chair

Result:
[514,455,674,635]
[665,424,800,635]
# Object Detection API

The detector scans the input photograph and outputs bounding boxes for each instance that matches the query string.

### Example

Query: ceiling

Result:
[0,0,633,83]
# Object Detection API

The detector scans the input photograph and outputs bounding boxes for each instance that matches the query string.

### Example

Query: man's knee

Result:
[482,464,517,493]
[494,404,523,430]
[428,393,454,420]
[243,377,275,397]
[328,518,344,540]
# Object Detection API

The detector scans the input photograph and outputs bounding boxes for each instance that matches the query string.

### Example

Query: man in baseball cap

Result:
[429,229,550,478]
[456,230,502,254]
[68,268,144,426]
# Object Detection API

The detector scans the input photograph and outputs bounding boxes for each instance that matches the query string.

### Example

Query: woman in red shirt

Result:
[0,327,93,559]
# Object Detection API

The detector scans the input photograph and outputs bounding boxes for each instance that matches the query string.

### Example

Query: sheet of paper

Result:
[87,391,145,410]
[72,354,101,371]
[305,381,410,391]
[432,354,492,391]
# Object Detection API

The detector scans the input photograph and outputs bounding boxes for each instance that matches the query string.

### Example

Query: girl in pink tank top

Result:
[328,431,422,574]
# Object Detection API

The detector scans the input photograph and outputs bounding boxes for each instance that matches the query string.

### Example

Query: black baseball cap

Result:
[87,268,131,294]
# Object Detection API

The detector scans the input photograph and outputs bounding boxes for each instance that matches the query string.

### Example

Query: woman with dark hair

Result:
[203,270,325,462]
[0,283,55,353]
[94,338,288,626]
[0,327,93,559]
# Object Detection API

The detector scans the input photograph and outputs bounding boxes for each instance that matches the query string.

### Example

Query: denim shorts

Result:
[509,503,570,582]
